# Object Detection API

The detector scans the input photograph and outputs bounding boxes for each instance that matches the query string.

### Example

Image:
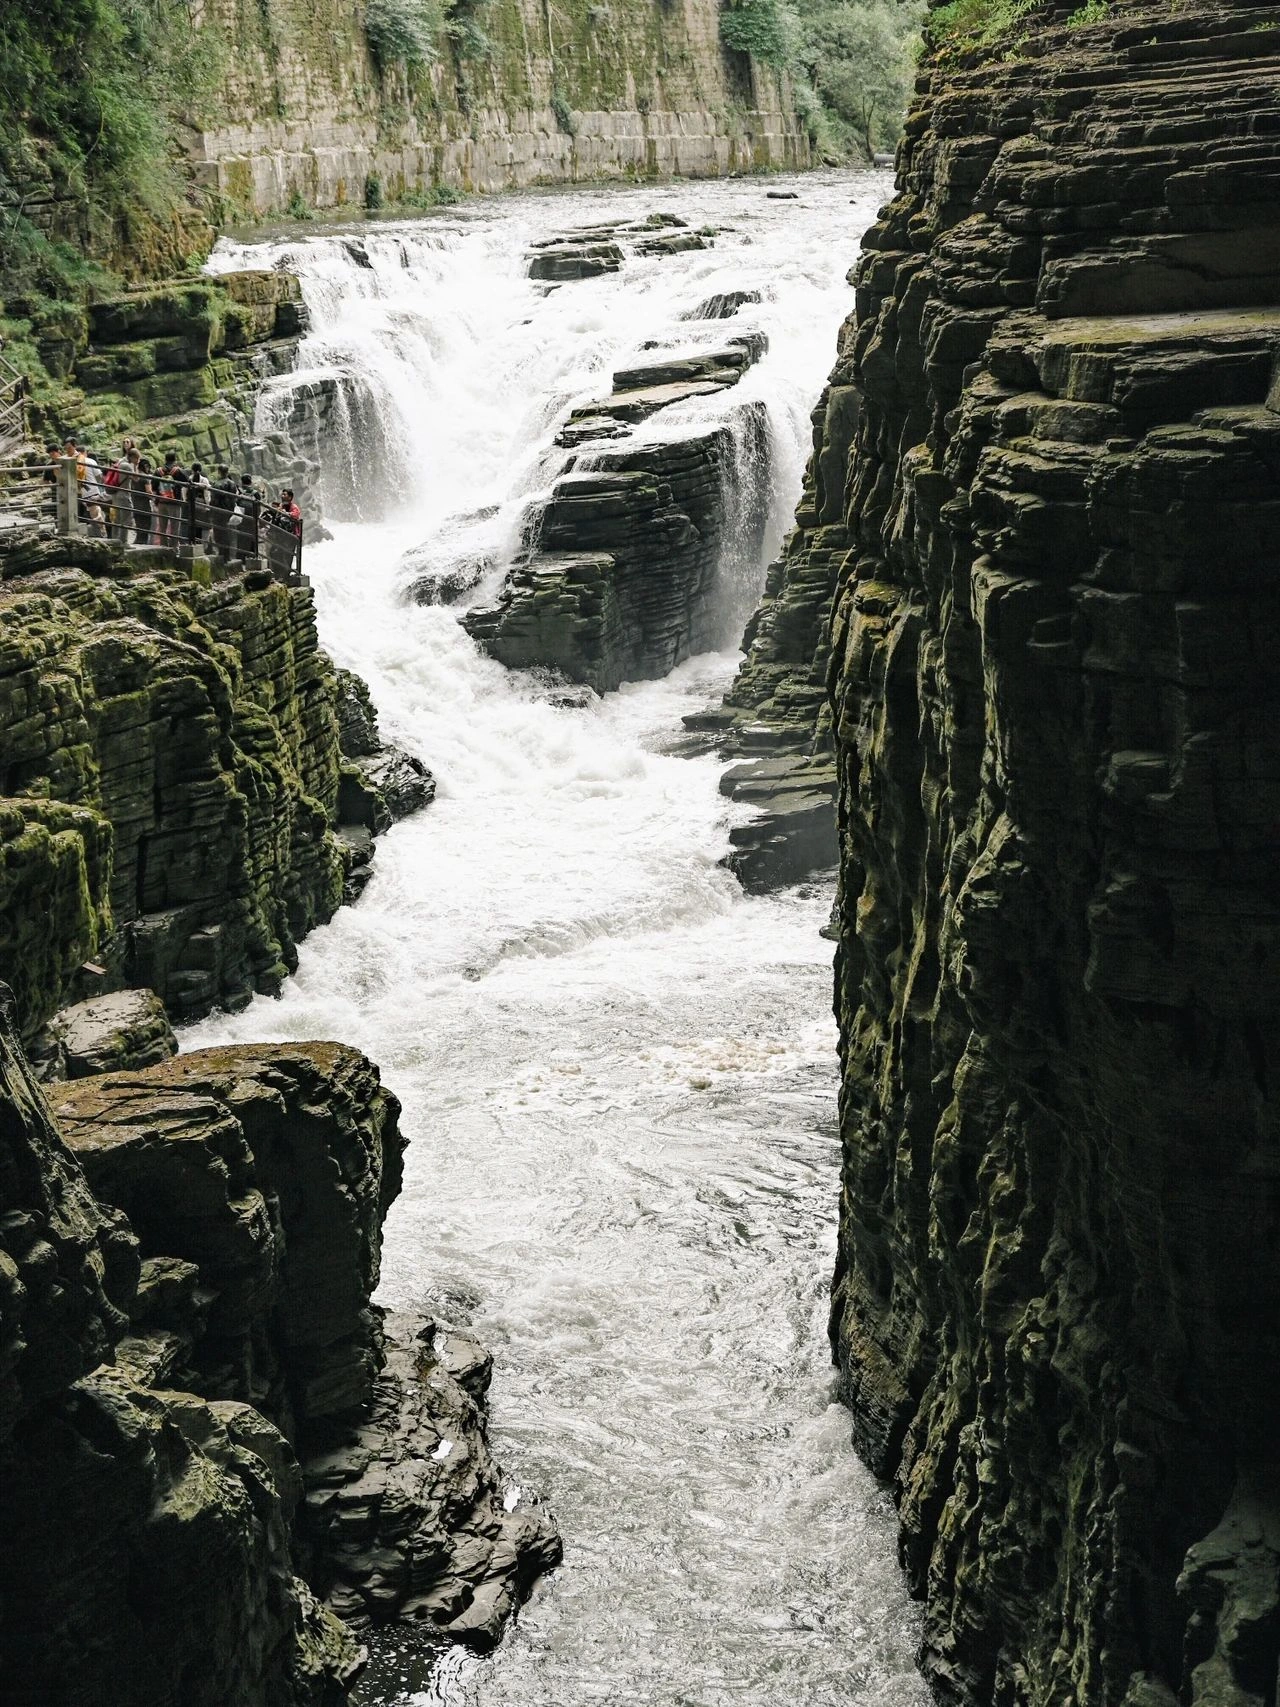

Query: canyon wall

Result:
[190,0,809,219]
[819,2,1280,1703]
[0,541,430,1046]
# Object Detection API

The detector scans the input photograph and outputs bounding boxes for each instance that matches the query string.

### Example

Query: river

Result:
[191,169,927,1707]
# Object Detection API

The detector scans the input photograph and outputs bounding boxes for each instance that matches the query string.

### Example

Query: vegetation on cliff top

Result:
[720,0,923,158]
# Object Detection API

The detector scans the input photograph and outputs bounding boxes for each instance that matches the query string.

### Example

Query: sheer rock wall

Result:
[189,0,808,219]
[824,4,1280,1704]
[0,543,430,1042]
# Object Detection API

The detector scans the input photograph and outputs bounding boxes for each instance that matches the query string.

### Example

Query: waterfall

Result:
[196,172,928,1707]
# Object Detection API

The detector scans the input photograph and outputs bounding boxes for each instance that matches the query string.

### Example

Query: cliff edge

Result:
[824,2,1280,1704]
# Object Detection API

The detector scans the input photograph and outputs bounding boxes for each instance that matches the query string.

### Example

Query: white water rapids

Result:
[193,171,928,1707]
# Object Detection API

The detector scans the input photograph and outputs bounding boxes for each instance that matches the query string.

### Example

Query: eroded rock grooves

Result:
[0,544,430,1044]
[0,1014,559,1705]
[822,4,1280,1704]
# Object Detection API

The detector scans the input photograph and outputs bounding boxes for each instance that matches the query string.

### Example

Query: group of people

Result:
[49,438,303,579]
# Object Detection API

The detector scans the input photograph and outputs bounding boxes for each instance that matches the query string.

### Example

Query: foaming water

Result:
[192,172,927,1706]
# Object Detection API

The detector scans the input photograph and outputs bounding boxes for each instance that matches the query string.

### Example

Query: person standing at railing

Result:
[82,452,108,537]
[106,439,135,542]
[157,451,180,544]
[188,462,211,549]
[234,472,260,561]
[135,457,158,545]
[210,466,236,560]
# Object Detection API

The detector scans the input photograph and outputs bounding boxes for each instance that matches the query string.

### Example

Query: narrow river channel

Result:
[189,170,928,1707]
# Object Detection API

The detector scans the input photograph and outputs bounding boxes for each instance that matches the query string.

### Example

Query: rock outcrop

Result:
[29,988,178,1082]
[0,1015,559,1700]
[464,300,770,692]
[820,4,1280,1705]
[464,417,766,691]
[0,544,430,1040]
[0,1007,361,1707]
[690,371,856,888]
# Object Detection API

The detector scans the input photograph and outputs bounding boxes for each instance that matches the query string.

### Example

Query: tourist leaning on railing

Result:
[17,437,303,580]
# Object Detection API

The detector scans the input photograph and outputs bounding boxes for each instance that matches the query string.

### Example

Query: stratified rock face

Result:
[0,991,134,1441]
[0,1003,361,1707]
[300,1316,562,1643]
[48,1045,562,1638]
[825,5,1280,1706]
[0,550,428,1038]
[188,0,807,219]
[50,1043,405,1437]
[465,413,768,692]
[694,371,859,888]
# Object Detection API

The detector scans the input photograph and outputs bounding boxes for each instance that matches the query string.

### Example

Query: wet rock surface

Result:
[0,1019,558,1702]
[464,277,770,694]
[464,414,767,692]
[0,547,433,1039]
[690,375,856,888]
[818,5,1280,1704]
[524,213,704,283]
[300,1315,562,1642]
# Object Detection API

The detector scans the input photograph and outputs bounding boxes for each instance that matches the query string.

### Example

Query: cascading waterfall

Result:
[195,173,929,1707]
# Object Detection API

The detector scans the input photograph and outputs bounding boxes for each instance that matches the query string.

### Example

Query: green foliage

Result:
[445,0,493,60]
[551,90,579,135]
[364,0,444,70]
[286,190,315,221]
[397,183,464,208]
[364,173,384,209]
[722,0,919,161]
[791,0,922,158]
[719,0,793,68]
[1066,0,1108,23]
[926,0,1041,55]
[0,0,222,206]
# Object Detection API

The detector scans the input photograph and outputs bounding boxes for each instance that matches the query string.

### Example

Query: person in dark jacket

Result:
[210,466,236,560]
[234,473,260,561]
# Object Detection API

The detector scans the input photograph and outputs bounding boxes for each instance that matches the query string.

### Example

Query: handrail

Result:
[0,452,304,583]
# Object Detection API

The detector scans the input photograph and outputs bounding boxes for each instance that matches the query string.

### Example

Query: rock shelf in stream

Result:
[464,304,768,691]
[0,1017,559,1705]
[463,410,767,692]
[524,213,709,282]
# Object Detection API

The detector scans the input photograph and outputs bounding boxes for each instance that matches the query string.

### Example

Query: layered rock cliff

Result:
[0,542,430,1043]
[189,0,808,218]
[0,1009,559,1704]
[464,242,769,690]
[817,3,1280,1704]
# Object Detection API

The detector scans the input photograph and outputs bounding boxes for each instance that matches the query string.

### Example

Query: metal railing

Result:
[0,453,303,584]
[0,339,30,458]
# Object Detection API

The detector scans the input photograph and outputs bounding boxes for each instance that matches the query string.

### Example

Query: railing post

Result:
[56,455,80,536]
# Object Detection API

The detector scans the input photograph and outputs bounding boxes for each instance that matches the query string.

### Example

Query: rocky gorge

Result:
[809,2,1280,1704]
[1,0,1278,1699]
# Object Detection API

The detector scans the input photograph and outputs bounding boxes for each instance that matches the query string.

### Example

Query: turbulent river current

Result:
[192,170,928,1707]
